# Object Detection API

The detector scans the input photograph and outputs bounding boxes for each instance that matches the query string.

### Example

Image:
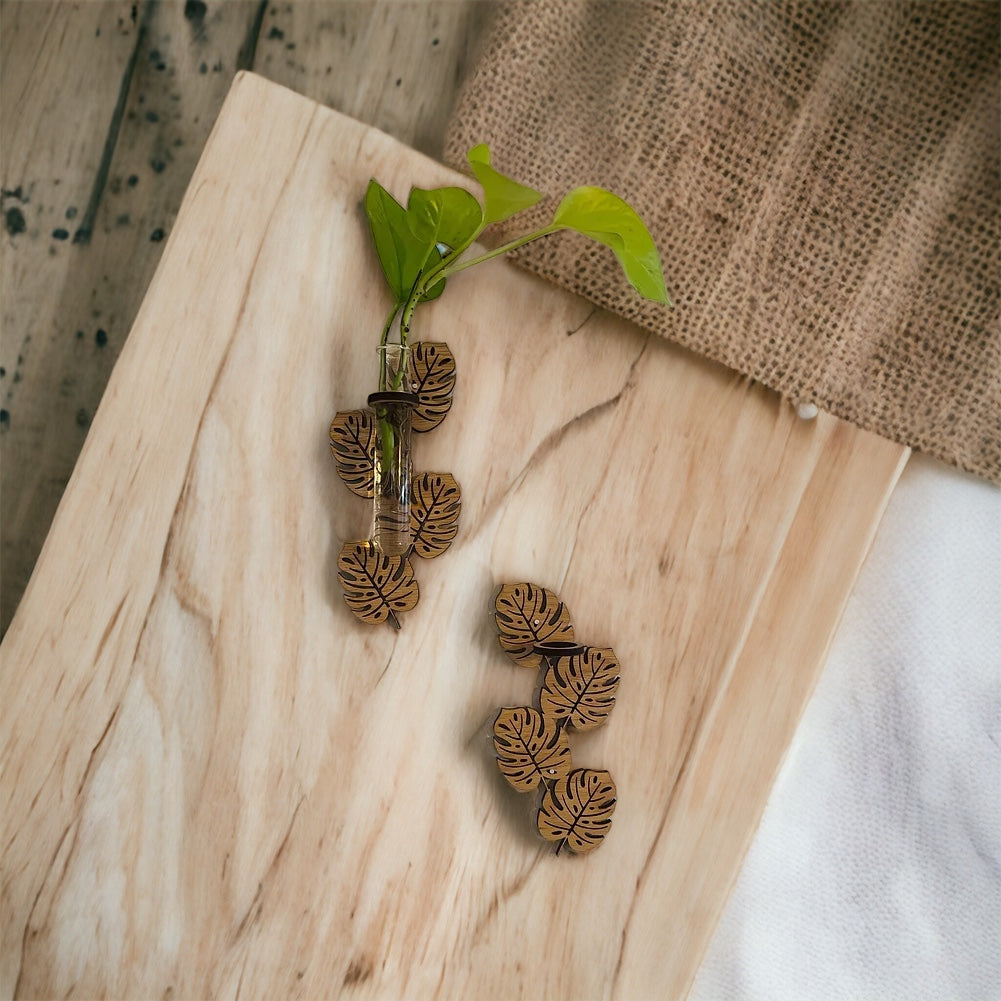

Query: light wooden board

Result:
[0,73,908,1000]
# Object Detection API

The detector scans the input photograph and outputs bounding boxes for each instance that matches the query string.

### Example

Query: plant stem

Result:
[379,418,395,471]
[378,302,398,388]
[436,224,563,280]
[399,271,426,347]
[394,224,565,345]
[399,293,419,353]
[414,220,487,294]
[379,305,399,348]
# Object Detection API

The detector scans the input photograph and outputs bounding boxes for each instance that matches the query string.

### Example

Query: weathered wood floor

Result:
[1,0,494,633]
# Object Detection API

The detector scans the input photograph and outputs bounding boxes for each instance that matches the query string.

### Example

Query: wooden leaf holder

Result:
[492,582,621,854]
[330,341,460,628]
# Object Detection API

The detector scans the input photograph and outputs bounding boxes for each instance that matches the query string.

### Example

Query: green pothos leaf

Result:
[467,144,542,225]
[419,245,447,303]
[553,186,669,304]
[407,186,483,253]
[364,179,434,303]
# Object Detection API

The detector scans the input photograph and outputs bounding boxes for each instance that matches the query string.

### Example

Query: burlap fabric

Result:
[445,1,1000,482]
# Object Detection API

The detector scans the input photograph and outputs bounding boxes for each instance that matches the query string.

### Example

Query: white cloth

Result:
[690,454,1001,1001]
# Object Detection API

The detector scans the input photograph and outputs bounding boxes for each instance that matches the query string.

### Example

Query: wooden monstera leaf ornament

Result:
[492,707,572,793]
[537,769,618,855]
[490,582,622,854]
[494,583,575,669]
[410,472,461,558]
[329,341,460,627]
[540,647,620,731]
[337,541,418,629]
[410,341,456,432]
[328,409,376,498]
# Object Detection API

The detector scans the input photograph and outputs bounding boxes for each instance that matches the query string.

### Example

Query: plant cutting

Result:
[367,144,669,371]
[331,145,668,628]
[364,145,668,544]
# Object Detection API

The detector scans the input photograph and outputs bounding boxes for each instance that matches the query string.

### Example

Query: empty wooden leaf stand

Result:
[491,583,622,855]
[0,74,907,1000]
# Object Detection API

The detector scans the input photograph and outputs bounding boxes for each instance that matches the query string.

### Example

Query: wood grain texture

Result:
[0,74,908,1000]
[0,0,495,633]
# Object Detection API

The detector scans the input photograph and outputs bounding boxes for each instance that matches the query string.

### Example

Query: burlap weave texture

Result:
[445,1,1000,482]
